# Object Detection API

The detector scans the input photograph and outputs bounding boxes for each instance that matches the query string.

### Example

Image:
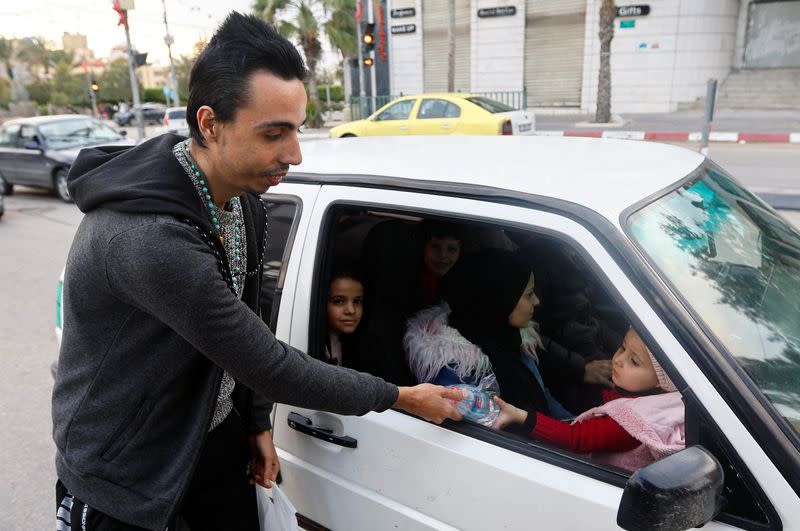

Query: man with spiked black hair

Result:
[53,12,462,530]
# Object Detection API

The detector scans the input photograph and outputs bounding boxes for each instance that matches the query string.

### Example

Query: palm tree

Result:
[254,0,356,126]
[595,0,616,123]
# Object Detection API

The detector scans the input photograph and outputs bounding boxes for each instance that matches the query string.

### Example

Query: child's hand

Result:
[491,396,528,430]
[584,359,613,387]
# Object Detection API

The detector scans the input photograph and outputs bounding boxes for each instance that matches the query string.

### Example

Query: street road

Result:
[705,143,800,195]
[0,142,797,529]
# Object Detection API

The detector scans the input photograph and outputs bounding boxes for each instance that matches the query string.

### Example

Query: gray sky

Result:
[0,1,278,65]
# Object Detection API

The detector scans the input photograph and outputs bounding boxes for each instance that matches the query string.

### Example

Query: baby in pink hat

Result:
[493,327,684,471]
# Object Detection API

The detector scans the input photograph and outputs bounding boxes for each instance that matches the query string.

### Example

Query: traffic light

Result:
[363,57,374,67]
[362,22,375,53]
[90,80,100,93]
[133,51,148,67]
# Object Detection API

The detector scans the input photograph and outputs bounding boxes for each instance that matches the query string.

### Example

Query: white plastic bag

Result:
[256,483,299,531]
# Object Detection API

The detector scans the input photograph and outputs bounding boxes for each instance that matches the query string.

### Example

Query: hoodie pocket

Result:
[100,398,152,462]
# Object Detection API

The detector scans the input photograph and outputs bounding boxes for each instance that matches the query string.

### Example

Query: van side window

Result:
[259,199,299,331]
[312,205,692,477]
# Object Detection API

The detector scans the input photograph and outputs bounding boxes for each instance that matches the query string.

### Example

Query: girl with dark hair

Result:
[406,249,579,419]
[325,264,365,366]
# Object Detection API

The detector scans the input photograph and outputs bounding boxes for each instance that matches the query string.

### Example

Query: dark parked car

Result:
[0,115,134,201]
[114,103,166,126]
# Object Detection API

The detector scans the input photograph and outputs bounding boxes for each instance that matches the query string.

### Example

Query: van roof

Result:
[294,136,704,225]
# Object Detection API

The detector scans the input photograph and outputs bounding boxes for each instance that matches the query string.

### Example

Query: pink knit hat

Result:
[643,345,677,393]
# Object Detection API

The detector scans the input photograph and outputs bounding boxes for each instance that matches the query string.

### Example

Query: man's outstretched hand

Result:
[394,383,465,423]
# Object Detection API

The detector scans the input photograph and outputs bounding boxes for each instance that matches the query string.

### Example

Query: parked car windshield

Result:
[39,118,122,150]
[466,96,515,113]
[629,166,800,437]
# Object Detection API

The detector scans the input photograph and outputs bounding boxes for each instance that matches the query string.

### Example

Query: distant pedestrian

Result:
[52,12,462,531]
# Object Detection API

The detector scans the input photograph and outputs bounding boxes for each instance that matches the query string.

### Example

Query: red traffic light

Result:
[362,33,374,45]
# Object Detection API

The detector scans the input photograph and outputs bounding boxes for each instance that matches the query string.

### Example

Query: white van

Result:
[57,136,800,530]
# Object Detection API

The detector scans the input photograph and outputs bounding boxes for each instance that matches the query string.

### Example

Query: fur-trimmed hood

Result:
[404,303,543,384]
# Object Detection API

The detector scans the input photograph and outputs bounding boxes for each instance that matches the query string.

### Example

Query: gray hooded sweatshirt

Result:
[52,134,398,529]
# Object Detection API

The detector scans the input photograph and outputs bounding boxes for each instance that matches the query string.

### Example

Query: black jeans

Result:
[56,412,259,530]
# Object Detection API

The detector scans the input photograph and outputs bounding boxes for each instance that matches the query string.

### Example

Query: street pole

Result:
[700,78,717,157]
[356,9,366,119]
[82,55,98,119]
[124,20,145,141]
[161,0,179,106]
[367,0,377,114]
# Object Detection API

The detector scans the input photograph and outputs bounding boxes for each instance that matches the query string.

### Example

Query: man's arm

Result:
[107,222,462,422]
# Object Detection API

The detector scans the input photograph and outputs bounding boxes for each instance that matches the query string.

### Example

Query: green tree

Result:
[51,62,86,106]
[49,49,76,69]
[0,37,14,81]
[26,80,51,105]
[142,87,167,104]
[0,76,10,108]
[175,54,195,102]
[253,0,357,127]
[99,59,142,104]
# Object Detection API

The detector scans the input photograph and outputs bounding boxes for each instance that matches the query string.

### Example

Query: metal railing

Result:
[348,89,528,121]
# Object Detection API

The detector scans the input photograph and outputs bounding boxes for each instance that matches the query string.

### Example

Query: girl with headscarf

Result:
[405,249,591,419]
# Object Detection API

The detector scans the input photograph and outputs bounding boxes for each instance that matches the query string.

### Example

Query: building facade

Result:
[381,0,800,112]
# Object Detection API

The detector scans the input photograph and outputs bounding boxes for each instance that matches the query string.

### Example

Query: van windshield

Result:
[629,166,800,437]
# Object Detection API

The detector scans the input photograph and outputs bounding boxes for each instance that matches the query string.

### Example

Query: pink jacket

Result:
[573,392,685,471]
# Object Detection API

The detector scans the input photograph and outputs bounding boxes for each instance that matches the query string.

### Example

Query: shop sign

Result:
[616,5,650,17]
[391,8,415,18]
[391,24,416,34]
[477,6,517,18]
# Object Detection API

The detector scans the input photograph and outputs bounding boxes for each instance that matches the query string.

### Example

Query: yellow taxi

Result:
[330,93,535,138]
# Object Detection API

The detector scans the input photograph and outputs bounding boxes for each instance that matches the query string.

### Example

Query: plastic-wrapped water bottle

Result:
[451,385,500,426]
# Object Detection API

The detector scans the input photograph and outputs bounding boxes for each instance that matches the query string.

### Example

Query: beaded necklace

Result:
[179,139,246,296]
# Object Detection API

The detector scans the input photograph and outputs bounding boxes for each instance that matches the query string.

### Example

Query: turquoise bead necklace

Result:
[180,139,246,295]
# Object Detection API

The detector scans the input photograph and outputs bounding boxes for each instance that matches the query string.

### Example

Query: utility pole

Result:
[114,0,145,141]
[82,56,98,119]
[367,0,377,113]
[447,0,455,92]
[356,1,366,118]
[161,0,179,106]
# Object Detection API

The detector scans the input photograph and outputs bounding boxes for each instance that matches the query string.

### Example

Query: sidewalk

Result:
[533,109,800,143]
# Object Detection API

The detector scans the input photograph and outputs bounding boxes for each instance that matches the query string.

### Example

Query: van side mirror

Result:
[119,130,128,137]
[617,446,725,531]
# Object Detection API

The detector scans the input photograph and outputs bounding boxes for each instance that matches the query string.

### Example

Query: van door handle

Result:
[287,412,358,448]
[399,125,408,130]
[440,124,452,129]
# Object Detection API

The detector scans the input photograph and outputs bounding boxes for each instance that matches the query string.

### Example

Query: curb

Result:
[533,131,800,143]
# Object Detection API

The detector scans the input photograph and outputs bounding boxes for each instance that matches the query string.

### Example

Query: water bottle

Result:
[451,385,500,426]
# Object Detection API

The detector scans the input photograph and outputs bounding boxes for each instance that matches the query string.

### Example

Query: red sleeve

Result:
[531,413,640,454]
[601,388,624,403]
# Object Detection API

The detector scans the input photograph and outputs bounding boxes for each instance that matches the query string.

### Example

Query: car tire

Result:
[0,173,13,195]
[54,168,72,203]
[341,134,357,138]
